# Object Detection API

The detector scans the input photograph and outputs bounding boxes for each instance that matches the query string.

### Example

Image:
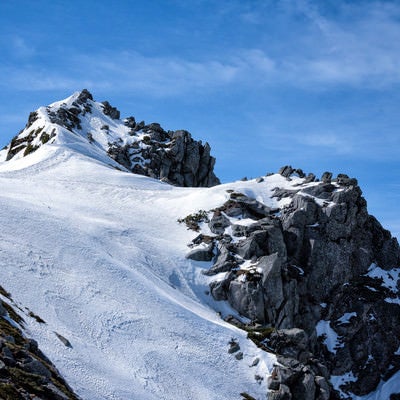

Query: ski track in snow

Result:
[0,148,276,400]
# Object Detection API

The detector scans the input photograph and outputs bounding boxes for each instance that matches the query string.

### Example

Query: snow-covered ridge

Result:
[0,149,279,399]
[0,91,399,400]
[0,89,219,187]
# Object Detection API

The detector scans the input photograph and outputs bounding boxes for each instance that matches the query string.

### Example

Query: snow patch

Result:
[337,312,357,325]
[316,320,343,353]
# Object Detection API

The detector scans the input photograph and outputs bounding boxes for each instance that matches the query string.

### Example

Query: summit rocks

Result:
[1,89,220,188]
[184,167,400,399]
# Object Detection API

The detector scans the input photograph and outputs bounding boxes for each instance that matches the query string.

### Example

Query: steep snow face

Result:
[0,146,276,400]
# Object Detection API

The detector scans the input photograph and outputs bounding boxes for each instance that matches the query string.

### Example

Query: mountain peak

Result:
[0,91,220,187]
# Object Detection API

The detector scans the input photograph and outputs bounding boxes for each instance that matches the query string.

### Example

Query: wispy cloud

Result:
[11,36,36,58]
[2,2,400,95]
[0,49,274,96]
[300,133,352,154]
[293,1,400,86]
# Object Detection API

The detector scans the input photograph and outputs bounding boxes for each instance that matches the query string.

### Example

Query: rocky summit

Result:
[185,166,400,399]
[0,92,399,400]
[1,89,220,188]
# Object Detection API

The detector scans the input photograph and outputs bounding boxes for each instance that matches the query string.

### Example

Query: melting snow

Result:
[366,264,400,293]
[337,312,357,325]
[316,320,343,353]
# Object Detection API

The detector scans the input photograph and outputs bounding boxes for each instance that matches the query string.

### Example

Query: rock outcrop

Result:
[182,167,400,399]
[0,287,78,399]
[2,89,220,188]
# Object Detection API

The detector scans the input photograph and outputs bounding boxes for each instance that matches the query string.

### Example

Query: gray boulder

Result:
[227,279,265,322]
[186,244,214,262]
[204,245,236,275]
[101,101,120,119]
[209,212,231,235]
[23,359,52,379]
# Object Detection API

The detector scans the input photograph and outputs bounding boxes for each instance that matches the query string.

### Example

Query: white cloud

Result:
[3,2,400,95]
[11,36,36,58]
[0,49,275,96]
[292,1,400,86]
[301,133,351,152]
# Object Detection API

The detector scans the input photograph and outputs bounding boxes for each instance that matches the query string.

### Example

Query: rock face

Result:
[182,167,400,399]
[0,287,78,399]
[2,89,220,188]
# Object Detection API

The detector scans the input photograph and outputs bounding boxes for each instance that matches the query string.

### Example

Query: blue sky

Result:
[0,0,399,237]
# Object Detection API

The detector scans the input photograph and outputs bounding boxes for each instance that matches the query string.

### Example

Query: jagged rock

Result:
[321,172,332,183]
[25,111,39,129]
[23,359,52,379]
[303,173,316,183]
[278,166,306,179]
[204,245,236,276]
[231,223,249,237]
[45,382,71,400]
[235,351,244,360]
[272,188,299,201]
[314,376,330,400]
[235,230,270,259]
[186,244,214,261]
[295,169,306,178]
[209,211,231,235]
[228,279,265,322]
[101,100,120,119]
[336,173,358,187]
[228,341,240,354]
[301,183,336,200]
[0,302,7,316]
[269,383,292,400]
[75,88,93,104]
[260,255,285,324]
[54,332,72,348]
[269,329,308,356]
[2,344,16,367]
[294,372,316,400]
[279,166,294,178]
[210,278,230,300]
[232,193,278,219]
[250,357,260,367]
[268,374,281,390]
[124,116,136,128]
[201,170,400,398]
[127,128,220,188]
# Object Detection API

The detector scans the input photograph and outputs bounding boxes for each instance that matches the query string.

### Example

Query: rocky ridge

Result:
[0,287,78,399]
[183,166,400,399]
[2,91,400,399]
[1,89,220,188]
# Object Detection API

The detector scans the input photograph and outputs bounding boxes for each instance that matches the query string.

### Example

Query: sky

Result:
[0,0,399,238]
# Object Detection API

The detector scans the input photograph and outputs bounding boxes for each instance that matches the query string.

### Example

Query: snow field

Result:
[0,147,276,400]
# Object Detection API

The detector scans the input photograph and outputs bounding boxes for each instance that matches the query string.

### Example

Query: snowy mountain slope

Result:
[0,144,277,399]
[1,91,399,400]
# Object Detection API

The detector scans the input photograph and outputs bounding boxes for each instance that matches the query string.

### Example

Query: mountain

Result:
[0,89,219,187]
[0,90,399,400]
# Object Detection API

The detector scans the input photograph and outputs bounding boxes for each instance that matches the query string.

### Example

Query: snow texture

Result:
[0,93,399,399]
[0,140,279,399]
